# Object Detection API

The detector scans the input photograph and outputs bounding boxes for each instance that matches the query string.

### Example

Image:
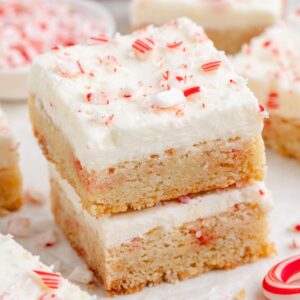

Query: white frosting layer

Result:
[30,18,264,172]
[130,0,282,29]
[234,23,300,121]
[0,234,95,299]
[0,107,19,168]
[50,164,272,249]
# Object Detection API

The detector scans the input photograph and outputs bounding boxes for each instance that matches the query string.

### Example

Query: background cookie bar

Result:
[130,0,283,54]
[234,23,300,162]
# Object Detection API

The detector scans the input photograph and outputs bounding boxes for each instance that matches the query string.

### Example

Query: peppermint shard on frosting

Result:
[0,234,95,300]
[29,17,267,216]
[49,163,275,295]
[130,0,283,54]
[0,107,22,214]
[234,23,300,163]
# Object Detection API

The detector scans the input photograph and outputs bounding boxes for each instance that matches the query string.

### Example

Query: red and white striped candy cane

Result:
[262,255,300,300]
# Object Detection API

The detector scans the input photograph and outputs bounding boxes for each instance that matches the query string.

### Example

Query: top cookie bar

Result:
[29,18,265,216]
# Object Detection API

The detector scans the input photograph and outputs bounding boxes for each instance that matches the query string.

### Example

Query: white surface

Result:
[0,0,115,102]
[1,102,300,300]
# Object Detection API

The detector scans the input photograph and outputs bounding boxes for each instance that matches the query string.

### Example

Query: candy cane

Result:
[33,270,62,290]
[262,255,300,300]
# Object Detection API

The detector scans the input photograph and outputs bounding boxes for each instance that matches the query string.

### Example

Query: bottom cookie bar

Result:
[50,165,275,295]
[0,234,95,299]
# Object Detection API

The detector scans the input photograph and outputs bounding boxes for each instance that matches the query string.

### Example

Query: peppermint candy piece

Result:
[33,270,62,290]
[201,60,222,72]
[262,255,300,299]
[132,37,155,59]
[152,88,186,108]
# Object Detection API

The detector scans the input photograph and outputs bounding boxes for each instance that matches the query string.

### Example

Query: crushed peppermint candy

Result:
[266,92,279,109]
[33,270,62,290]
[39,293,57,300]
[151,88,186,108]
[294,224,300,232]
[36,229,58,248]
[201,60,221,72]
[0,0,108,70]
[86,92,109,105]
[166,41,183,49]
[290,239,300,249]
[178,195,190,204]
[132,37,155,58]
[184,86,201,97]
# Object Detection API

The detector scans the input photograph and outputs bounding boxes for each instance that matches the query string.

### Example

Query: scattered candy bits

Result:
[262,255,300,300]
[0,0,108,70]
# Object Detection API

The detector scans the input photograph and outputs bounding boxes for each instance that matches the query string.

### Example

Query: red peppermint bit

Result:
[122,93,132,99]
[86,93,93,102]
[201,60,221,72]
[175,109,184,117]
[263,40,272,48]
[89,35,109,43]
[184,86,201,97]
[132,37,155,54]
[105,114,115,126]
[294,224,300,232]
[51,45,60,51]
[229,79,236,84]
[259,104,265,112]
[162,70,170,80]
[76,60,84,74]
[166,40,183,49]
[290,239,300,249]
[178,195,190,204]
[33,270,62,290]
[259,189,265,196]
[39,292,57,300]
[266,92,279,109]
[176,76,184,82]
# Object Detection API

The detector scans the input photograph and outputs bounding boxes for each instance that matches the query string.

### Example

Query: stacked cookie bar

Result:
[29,18,274,295]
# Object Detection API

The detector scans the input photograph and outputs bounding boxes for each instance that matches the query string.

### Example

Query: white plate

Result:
[0,0,116,102]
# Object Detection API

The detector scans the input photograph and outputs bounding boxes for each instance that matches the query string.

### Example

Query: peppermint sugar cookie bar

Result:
[0,234,95,300]
[130,0,283,54]
[0,107,22,213]
[29,18,266,216]
[50,164,274,295]
[234,24,300,161]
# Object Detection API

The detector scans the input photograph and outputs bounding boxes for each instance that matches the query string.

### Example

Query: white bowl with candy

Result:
[0,0,115,101]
